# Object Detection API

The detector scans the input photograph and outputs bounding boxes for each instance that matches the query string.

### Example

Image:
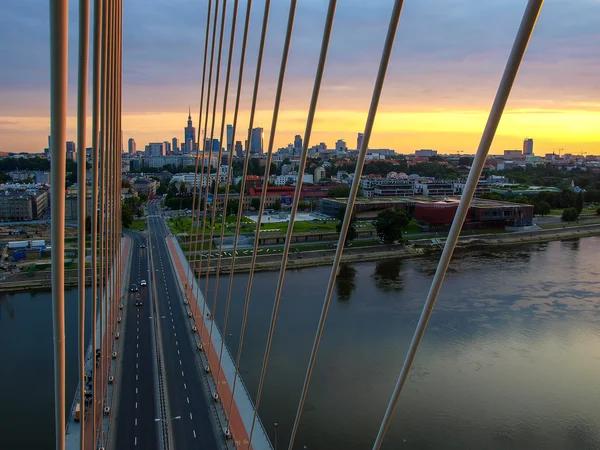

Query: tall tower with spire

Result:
[184,106,196,153]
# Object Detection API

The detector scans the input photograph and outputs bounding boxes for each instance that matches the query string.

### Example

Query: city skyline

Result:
[0,0,598,155]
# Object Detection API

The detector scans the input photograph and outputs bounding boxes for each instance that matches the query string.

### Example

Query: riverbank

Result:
[0,269,92,293]
[188,223,600,276]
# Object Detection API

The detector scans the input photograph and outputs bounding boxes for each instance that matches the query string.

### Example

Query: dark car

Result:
[130,284,138,292]
[135,298,143,307]
[140,244,146,249]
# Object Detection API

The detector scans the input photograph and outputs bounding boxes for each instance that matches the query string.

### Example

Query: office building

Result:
[145,142,166,157]
[128,138,136,154]
[172,137,179,153]
[250,128,263,154]
[523,138,534,156]
[227,125,233,153]
[294,135,302,154]
[235,141,243,158]
[357,133,364,151]
[335,139,347,152]
[164,141,171,154]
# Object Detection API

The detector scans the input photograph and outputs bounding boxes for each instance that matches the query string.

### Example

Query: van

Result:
[74,403,81,422]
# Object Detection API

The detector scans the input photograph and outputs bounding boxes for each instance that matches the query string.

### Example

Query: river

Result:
[2,237,600,449]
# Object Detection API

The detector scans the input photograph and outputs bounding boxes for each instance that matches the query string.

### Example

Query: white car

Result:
[140,280,147,286]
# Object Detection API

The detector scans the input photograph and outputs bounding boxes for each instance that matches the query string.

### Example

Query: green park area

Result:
[167,216,364,236]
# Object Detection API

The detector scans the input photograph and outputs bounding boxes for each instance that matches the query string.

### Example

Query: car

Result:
[140,280,147,286]
[135,298,143,307]
[140,244,146,249]
[129,284,138,292]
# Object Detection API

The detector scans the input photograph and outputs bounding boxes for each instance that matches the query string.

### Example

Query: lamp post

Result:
[273,422,278,450]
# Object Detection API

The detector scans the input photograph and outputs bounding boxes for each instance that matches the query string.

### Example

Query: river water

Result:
[2,237,600,449]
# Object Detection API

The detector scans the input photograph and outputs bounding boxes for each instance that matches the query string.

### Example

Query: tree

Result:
[328,185,351,198]
[251,198,260,210]
[596,207,600,216]
[561,207,579,222]
[335,206,357,243]
[575,192,583,213]
[374,209,410,243]
[226,199,240,216]
[122,208,133,228]
[179,182,187,195]
[138,192,148,202]
[535,201,551,217]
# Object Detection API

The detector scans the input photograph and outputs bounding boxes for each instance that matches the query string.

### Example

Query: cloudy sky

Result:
[0,0,599,155]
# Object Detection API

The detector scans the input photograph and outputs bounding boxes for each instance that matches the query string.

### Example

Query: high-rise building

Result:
[184,107,196,152]
[172,137,179,153]
[335,139,347,152]
[357,133,364,151]
[128,138,136,154]
[145,142,166,157]
[250,127,263,154]
[212,139,221,152]
[235,141,243,158]
[66,141,76,161]
[523,138,534,156]
[226,125,233,153]
[164,141,171,154]
[294,134,302,154]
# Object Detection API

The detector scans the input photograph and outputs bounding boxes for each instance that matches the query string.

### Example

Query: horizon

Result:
[1,0,598,155]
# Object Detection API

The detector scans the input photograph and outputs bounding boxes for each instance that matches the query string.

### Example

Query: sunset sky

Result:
[0,0,598,155]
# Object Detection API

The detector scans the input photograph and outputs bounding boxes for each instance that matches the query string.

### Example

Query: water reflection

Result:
[0,294,15,321]
[336,263,356,301]
[372,259,405,293]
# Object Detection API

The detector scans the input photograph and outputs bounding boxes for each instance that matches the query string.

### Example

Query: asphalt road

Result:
[114,231,158,450]
[147,201,221,450]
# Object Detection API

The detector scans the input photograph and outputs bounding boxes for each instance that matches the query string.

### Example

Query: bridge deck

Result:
[168,235,272,450]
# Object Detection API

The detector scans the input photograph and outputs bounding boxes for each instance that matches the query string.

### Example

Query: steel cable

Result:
[287,1,407,447]
[214,0,252,391]
[371,2,544,448]
[248,1,336,446]
[224,0,272,432]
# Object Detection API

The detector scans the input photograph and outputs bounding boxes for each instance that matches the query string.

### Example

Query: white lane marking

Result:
[181,371,184,376]
[136,343,138,349]
[135,418,137,426]
[177,349,180,355]
[179,360,182,365]
[135,437,137,445]
[136,353,138,358]
[136,387,138,394]
[136,375,138,381]
[186,397,189,404]
[135,402,138,409]
[136,363,138,369]
[174,332,176,337]
[183,383,187,389]
[193,430,196,438]
[189,412,193,420]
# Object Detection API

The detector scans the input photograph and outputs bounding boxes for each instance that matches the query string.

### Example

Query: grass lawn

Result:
[129,219,147,231]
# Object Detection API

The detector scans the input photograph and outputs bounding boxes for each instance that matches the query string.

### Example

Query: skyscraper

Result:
[357,132,364,151]
[523,138,534,156]
[184,106,196,152]
[250,127,263,154]
[294,134,302,155]
[235,141,243,158]
[164,141,171,154]
[128,138,136,154]
[226,124,233,153]
[172,137,179,153]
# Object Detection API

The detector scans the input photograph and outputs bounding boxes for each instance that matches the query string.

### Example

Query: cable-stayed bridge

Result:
[46,0,545,449]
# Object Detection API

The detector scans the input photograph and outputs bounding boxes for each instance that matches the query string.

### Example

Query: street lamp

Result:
[273,422,278,450]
